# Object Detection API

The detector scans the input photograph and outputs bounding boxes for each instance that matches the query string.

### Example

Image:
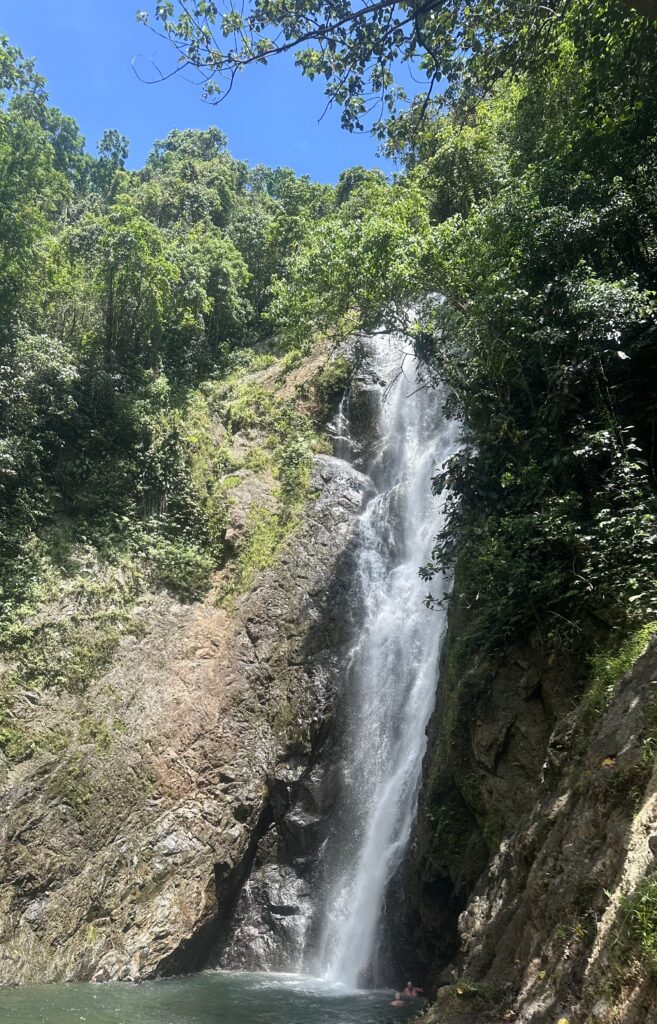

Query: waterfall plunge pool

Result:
[0,971,425,1024]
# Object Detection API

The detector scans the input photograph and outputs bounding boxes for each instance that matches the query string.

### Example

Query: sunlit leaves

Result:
[267,174,431,348]
[139,0,652,134]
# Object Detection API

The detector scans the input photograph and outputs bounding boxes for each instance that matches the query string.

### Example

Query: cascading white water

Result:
[314,334,458,988]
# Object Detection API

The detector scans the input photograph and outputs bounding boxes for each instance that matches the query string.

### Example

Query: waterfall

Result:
[312,333,457,988]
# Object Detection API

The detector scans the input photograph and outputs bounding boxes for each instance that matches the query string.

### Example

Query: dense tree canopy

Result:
[263,0,657,652]
[3,0,657,705]
[0,38,342,645]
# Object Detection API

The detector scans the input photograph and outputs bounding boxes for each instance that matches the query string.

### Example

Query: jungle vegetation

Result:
[2,0,657,712]
[150,0,657,657]
[0,35,342,737]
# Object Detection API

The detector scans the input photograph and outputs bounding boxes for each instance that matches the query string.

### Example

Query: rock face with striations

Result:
[410,618,657,1024]
[0,454,370,985]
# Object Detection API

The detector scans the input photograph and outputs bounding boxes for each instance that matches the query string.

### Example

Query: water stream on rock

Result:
[4,336,456,1023]
[313,334,457,987]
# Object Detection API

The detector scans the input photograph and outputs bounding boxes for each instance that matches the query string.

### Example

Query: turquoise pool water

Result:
[0,971,424,1024]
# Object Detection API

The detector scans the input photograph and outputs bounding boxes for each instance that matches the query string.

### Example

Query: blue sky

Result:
[0,0,406,182]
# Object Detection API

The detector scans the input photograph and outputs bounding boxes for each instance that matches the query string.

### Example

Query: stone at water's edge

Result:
[207,760,327,972]
[0,455,371,985]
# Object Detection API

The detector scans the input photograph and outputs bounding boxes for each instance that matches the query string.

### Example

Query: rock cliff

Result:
[410,617,657,1024]
[0,346,371,985]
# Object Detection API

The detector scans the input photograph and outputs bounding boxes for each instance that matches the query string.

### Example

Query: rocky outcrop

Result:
[412,624,657,1024]
[207,761,326,971]
[0,454,370,985]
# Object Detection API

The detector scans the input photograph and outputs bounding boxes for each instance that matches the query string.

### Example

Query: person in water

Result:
[402,981,424,997]
[390,992,405,1007]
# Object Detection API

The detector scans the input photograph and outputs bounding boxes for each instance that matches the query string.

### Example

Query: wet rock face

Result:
[208,757,327,971]
[405,633,580,991]
[413,630,657,1024]
[213,848,312,970]
[0,455,371,985]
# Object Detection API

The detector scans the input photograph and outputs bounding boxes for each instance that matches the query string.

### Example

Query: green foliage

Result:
[142,1,651,135]
[147,536,215,600]
[229,506,286,593]
[4,0,657,792]
[0,536,145,720]
[46,753,92,818]
[268,176,431,349]
[93,128,129,196]
[78,716,123,752]
[6,616,127,694]
[271,404,320,509]
[249,6,657,662]
[215,364,325,503]
[615,874,657,970]
[0,39,339,694]
[0,717,39,763]
[129,1,652,677]
[581,623,657,726]
[215,366,328,597]
[0,39,336,780]
[312,356,353,420]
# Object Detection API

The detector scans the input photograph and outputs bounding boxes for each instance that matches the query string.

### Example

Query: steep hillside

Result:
[0,344,365,983]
